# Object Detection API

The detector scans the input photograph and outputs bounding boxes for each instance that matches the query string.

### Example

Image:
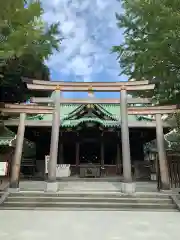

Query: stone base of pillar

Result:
[160,182,170,191]
[121,182,136,194]
[9,181,19,189]
[45,182,59,192]
[160,183,171,193]
[160,190,172,194]
[8,187,20,193]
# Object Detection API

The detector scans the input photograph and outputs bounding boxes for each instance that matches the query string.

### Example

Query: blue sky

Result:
[42,0,127,98]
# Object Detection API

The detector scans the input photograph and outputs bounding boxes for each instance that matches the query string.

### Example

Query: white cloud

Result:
[70,56,93,76]
[42,0,123,81]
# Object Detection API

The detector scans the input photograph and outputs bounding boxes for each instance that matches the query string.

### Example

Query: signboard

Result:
[45,155,70,177]
[0,162,8,176]
[45,155,50,174]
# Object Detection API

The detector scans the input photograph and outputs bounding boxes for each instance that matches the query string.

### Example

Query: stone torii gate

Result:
[24,79,174,192]
[0,79,177,193]
[0,104,53,189]
[24,79,155,192]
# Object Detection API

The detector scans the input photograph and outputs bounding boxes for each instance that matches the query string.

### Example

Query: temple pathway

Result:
[0,210,179,240]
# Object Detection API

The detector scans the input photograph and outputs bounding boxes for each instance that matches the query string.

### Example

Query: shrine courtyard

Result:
[0,210,179,240]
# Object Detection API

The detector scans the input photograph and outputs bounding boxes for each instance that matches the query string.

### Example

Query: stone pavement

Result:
[19,180,158,192]
[0,210,179,240]
[0,178,9,191]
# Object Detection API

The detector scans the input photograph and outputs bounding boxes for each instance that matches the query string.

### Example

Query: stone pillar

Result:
[155,113,170,190]
[120,88,135,193]
[46,88,61,192]
[9,112,26,190]
[75,141,80,175]
[59,143,64,164]
[58,132,63,164]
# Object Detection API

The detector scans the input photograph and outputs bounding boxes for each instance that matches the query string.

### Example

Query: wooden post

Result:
[101,140,104,168]
[155,113,170,189]
[116,131,121,174]
[116,143,121,174]
[76,142,79,166]
[59,143,64,164]
[10,113,26,188]
[48,88,61,187]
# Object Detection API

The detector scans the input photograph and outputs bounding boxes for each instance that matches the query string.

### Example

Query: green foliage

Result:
[112,0,180,104]
[0,0,61,66]
[0,54,51,102]
[0,0,62,102]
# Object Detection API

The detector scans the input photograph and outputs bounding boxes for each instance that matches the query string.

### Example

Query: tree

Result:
[0,0,62,102]
[112,0,180,104]
[0,54,51,103]
[0,0,61,66]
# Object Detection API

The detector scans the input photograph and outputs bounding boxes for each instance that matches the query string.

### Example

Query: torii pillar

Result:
[120,87,135,193]
[46,86,61,192]
[155,113,170,190]
[9,113,26,190]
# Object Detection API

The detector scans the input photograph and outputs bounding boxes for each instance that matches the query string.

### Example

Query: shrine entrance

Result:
[80,140,101,164]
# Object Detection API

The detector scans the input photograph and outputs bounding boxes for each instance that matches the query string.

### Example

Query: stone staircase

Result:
[0,191,178,211]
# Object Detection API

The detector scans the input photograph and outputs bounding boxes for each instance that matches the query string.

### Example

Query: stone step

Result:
[2,190,177,212]
[56,178,122,182]
[0,207,178,212]
[9,191,171,199]
[7,196,173,204]
[1,201,176,210]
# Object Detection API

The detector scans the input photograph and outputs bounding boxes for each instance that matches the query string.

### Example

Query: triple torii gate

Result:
[0,79,177,193]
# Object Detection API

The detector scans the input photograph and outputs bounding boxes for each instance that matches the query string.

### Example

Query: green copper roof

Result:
[145,129,180,152]
[0,126,16,146]
[61,118,120,128]
[0,126,36,154]
[8,103,153,127]
[41,104,153,127]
